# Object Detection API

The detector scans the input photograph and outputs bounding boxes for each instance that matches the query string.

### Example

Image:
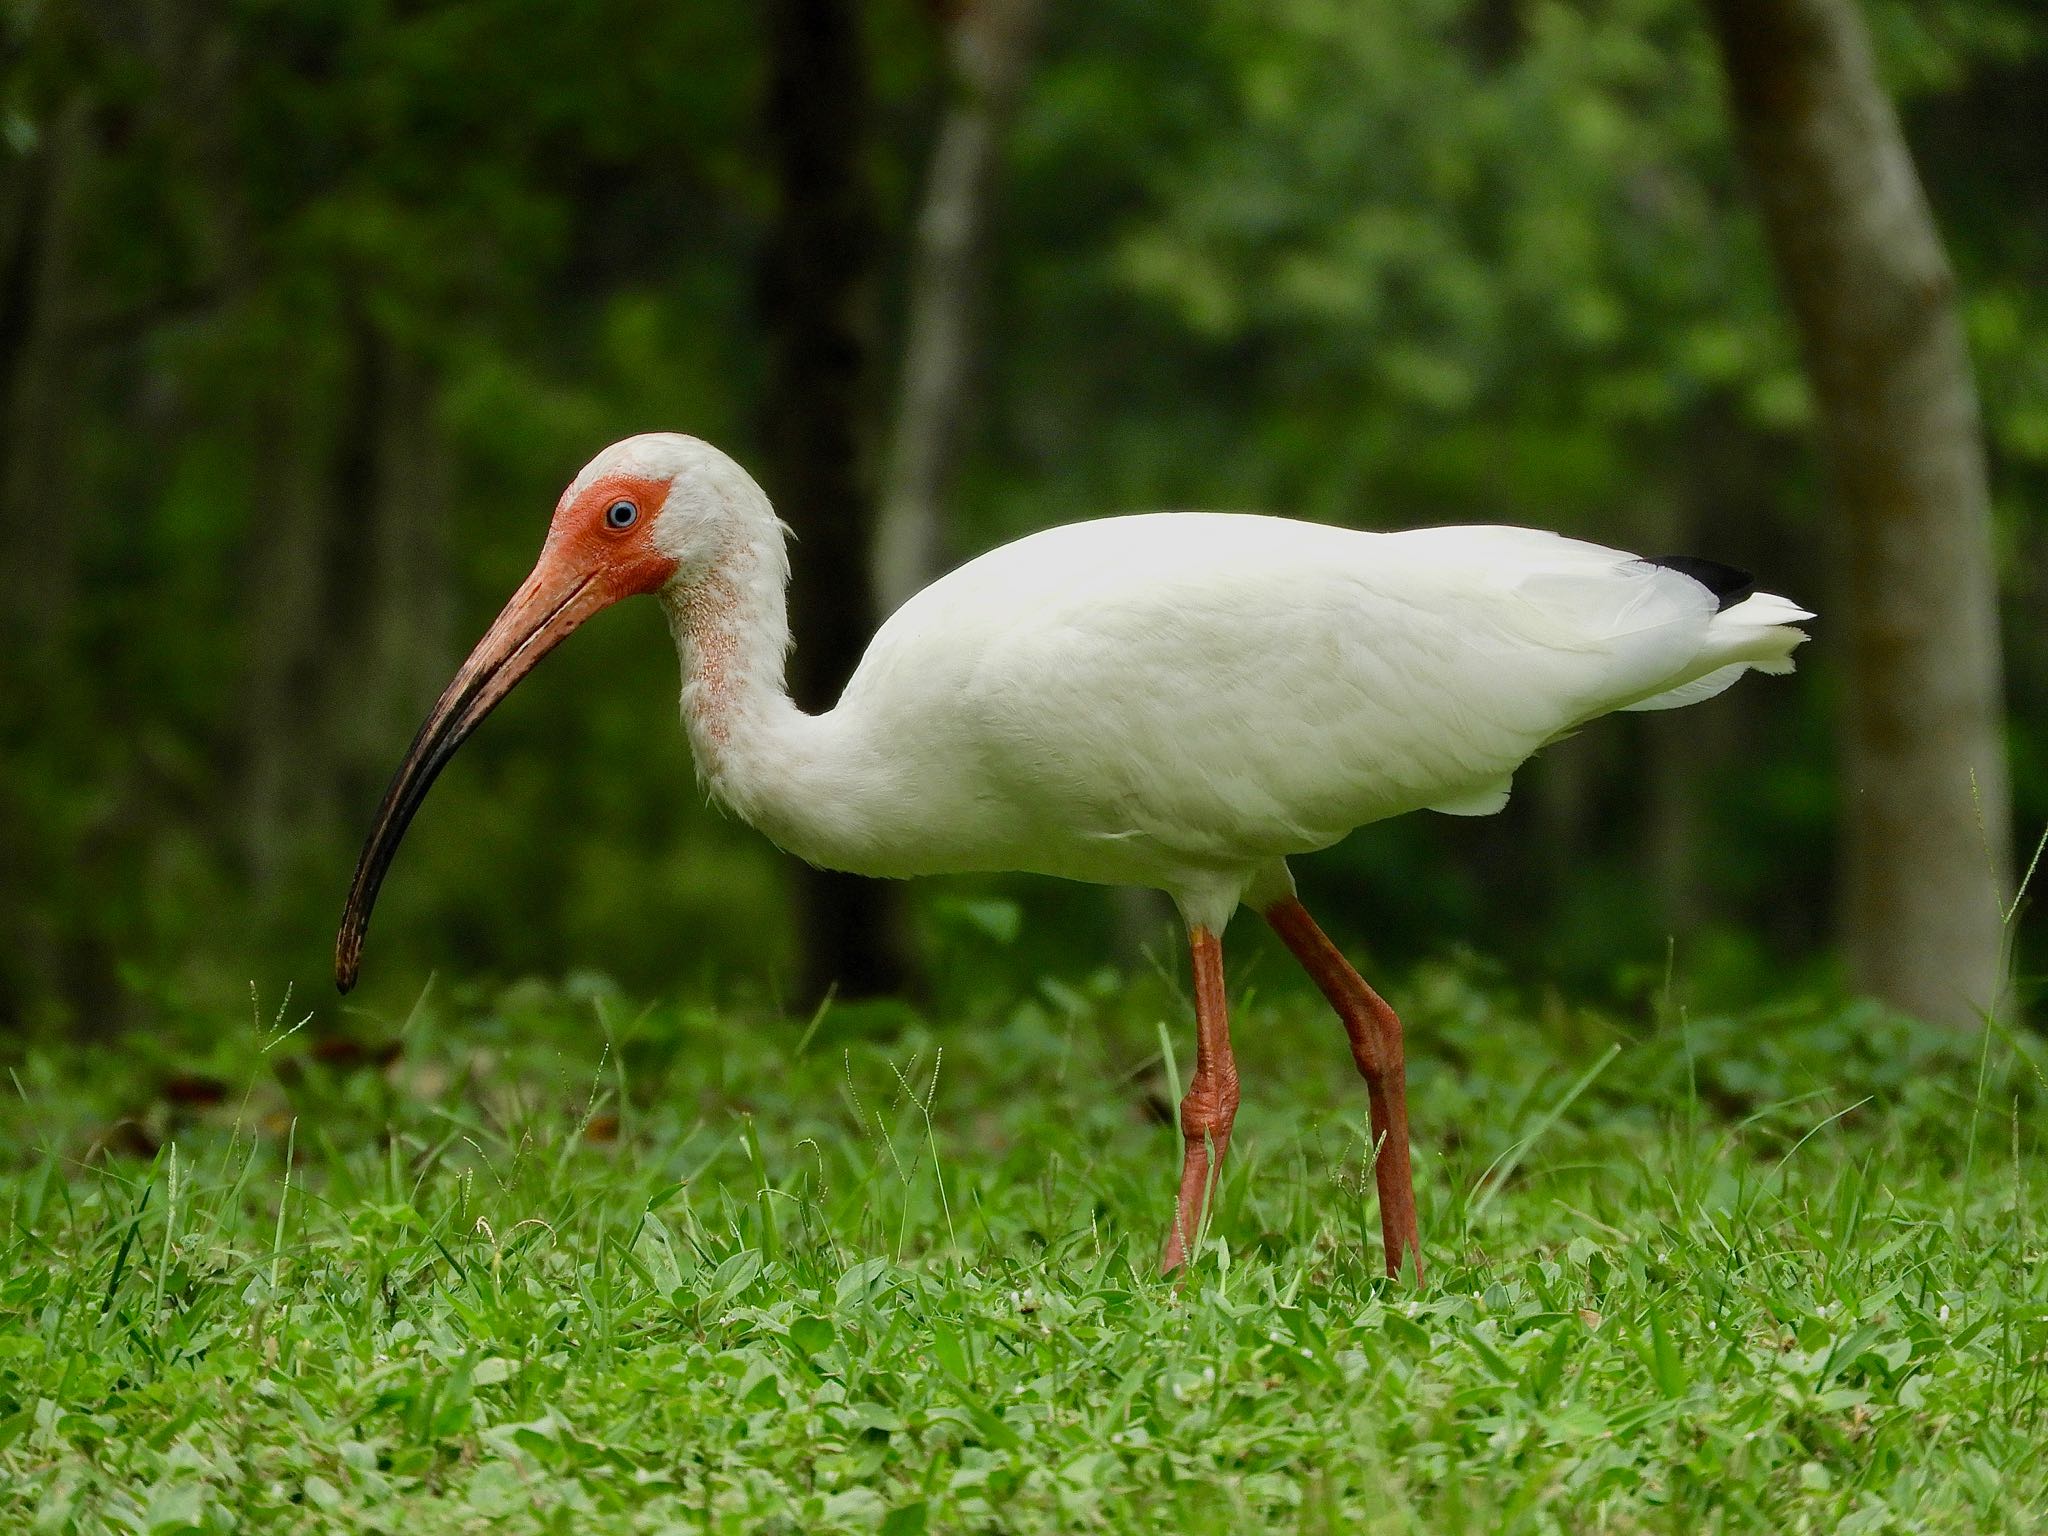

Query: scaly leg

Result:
[1264,898,1422,1283]
[1160,924,1239,1274]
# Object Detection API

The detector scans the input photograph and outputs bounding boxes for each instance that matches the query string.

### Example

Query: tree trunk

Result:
[1636,483,1709,940]
[758,0,912,1001]
[327,329,453,812]
[872,0,1044,616]
[0,96,92,652]
[240,320,453,924]
[240,363,343,903]
[1705,0,2011,1024]
[0,88,97,1032]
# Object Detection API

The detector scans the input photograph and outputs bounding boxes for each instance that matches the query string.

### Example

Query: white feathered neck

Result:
[654,482,893,873]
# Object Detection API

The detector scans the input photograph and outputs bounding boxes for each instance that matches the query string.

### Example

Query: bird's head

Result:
[333,432,761,993]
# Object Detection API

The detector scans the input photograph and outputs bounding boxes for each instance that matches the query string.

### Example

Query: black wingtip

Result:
[1648,554,1754,610]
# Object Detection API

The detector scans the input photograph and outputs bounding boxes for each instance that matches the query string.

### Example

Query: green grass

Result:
[3,958,2046,1533]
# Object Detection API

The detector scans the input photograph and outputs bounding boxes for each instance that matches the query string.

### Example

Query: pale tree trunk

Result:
[1706,0,2011,1024]
[872,0,1044,616]
[759,0,913,1001]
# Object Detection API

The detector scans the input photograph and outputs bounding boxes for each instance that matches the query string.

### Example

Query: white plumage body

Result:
[650,442,1811,934]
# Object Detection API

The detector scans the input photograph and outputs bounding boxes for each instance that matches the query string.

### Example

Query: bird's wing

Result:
[909,515,1723,863]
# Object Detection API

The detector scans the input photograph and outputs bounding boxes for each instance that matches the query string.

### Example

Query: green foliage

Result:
[1034,0,1798,499]
[4,965,2046,1530]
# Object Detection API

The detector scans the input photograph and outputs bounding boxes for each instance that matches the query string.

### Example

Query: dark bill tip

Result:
[336,927,365,994]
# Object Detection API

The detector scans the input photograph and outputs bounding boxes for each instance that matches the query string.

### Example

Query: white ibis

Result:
[337,433,1812,1279]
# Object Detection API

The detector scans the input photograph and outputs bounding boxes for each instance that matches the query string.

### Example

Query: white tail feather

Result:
[1621,588,1812,711]
[1719,592,1815,627]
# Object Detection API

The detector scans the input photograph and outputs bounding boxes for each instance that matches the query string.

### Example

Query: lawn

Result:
[2,956,2044,1533]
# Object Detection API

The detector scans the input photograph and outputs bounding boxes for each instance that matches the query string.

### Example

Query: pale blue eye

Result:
[605,499,638,530]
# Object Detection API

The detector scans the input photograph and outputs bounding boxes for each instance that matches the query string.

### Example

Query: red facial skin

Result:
[334,471,681,991]
[542,472,682,605]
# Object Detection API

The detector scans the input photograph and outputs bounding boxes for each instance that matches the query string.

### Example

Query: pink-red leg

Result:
[1265,898,1423,1283]
[1161,925,1239,1274]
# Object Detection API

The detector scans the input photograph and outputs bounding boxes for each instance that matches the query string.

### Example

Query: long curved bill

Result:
[334,560,613,993]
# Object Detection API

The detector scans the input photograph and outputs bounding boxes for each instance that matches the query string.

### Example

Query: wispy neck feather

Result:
[663,517,797,785]
[658,517,878,870]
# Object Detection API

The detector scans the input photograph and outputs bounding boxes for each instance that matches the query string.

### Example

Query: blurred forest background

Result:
[1,0,2042,1039]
